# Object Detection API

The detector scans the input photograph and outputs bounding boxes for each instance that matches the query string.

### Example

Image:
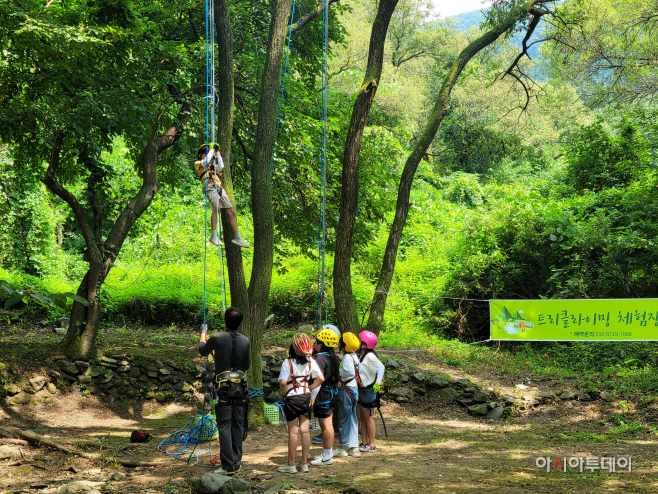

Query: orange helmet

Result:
[291,333,313,357]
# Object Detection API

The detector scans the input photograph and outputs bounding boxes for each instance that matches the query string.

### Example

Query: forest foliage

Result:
[1,0,657,348]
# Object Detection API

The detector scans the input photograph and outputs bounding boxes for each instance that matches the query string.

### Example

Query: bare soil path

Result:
[1,322,657,493]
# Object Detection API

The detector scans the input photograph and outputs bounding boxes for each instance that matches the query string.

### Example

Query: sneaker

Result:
[209,233,222,246]
[312,433,323,444]
[349,447,361,458]
[298,463,309,473]
[277,464,297,474]
[213,466,234,475]
[231,237,250,248]
[332,448,348,457]
[358,445,377,453]
[310,454,334,466]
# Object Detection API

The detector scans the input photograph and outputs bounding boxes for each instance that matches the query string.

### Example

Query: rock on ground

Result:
[486,407,505,420]
[428,387,458,402]
[43,481,104,494]
[0,445,21,459]
[468,403,488,416]
[222,478,250,494]
[198,473,231,494]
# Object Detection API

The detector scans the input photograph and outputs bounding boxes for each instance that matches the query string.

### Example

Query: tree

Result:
[0,0,200,357]
[544,0,658,105]
[333,0,401,334]
[331,0,559,335]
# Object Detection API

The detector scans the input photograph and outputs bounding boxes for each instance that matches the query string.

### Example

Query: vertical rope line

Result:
[270,0,297,174]
[203,0,210,327]
[317,0,329,329]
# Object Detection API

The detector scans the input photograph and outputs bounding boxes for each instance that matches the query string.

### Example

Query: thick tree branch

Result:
[41,131,95,249]
[291,0,339,33]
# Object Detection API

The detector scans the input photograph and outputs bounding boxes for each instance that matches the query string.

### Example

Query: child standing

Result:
[309,328,340,466]
[357,330,385,452]
[333,332,362,459]
[277,334,324,474]
[194,143,249,248]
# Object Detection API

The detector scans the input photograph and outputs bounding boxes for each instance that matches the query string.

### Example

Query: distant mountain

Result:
[448,9,544,76]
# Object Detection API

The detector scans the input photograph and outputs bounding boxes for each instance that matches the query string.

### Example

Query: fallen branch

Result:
[0,427,159,468]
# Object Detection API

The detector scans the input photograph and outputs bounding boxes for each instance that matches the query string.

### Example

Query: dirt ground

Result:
[2,324,658,493]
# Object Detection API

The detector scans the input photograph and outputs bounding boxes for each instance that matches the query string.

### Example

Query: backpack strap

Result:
[230,331,237,371]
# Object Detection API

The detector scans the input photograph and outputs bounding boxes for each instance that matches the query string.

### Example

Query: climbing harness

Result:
[285,359,313,395]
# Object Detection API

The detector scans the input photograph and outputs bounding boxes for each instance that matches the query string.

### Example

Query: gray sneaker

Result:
[231,237,249,248]
[209,233,222,246]
[298,463,309,473]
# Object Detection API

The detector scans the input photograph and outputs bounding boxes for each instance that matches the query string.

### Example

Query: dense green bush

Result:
[565,119,652,192]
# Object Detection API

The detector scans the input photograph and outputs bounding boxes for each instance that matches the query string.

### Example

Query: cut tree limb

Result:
[0,427,159,467]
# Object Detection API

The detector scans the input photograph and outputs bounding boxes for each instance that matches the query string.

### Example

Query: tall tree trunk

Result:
[333,0,399,335]
[365,2,544,334]
[215,0,249,313]
[246,0,295,420]
[42,101,191,358]
[214,0,296,424]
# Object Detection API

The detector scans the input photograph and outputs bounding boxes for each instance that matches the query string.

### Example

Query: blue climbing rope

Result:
[316,0,329,330]
[270,0,297,174]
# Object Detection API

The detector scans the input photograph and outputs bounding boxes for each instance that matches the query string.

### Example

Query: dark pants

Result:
[215,403,245,472]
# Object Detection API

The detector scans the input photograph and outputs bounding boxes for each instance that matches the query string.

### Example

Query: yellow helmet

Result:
[316,328,339,348]
[341,332,360,353]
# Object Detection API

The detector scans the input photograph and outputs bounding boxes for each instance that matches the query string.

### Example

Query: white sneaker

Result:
[332,448,348,457]
[298,463,309,473]
[231,237,250,248]
[209,233,222,246]
[310,454,333,466]
[349,447,361,458]
[277,464,297,474]
[213,466,232,475]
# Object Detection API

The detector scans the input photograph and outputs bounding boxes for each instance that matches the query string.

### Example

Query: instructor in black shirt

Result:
[199,307,251,475]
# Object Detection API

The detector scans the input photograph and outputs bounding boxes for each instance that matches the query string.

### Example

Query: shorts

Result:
[358,385,378,411]
[283,394,311,422]
[313,387,336,419]
[204,185,234,210]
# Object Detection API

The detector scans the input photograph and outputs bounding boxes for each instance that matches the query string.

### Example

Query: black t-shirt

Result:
[313,353,336,387]
[199,330,251,375]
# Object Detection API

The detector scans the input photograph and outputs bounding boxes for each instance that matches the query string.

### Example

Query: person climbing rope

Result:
[199,307,251,475]
[332,331,363,459]
[277,333,324,474]
[194,143,249,248]
[309,328,340,466]
[357,330,385,453]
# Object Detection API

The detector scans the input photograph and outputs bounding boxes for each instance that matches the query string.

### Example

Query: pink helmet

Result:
[359,330,378,350]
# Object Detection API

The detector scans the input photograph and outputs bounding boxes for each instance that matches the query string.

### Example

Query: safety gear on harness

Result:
[316,328,339,348]
[359,330,378,350]
[340,353,362,405]
[322,324,341,338]
[285,359,312,395]
[341,332,360,353]
[292,333,313,357]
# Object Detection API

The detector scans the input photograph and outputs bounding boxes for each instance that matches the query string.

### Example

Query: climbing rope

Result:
[316,0,329,330]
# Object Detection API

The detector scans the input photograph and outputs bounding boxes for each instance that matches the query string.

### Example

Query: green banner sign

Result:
[490,299,658,341]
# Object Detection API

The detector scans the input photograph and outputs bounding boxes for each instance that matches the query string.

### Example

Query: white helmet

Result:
[321,324,341,339]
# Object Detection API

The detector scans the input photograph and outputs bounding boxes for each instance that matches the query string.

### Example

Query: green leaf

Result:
[549,234,557,241]
[4,293,24,308]
[29,293,53,306]
[64,292,89,306]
